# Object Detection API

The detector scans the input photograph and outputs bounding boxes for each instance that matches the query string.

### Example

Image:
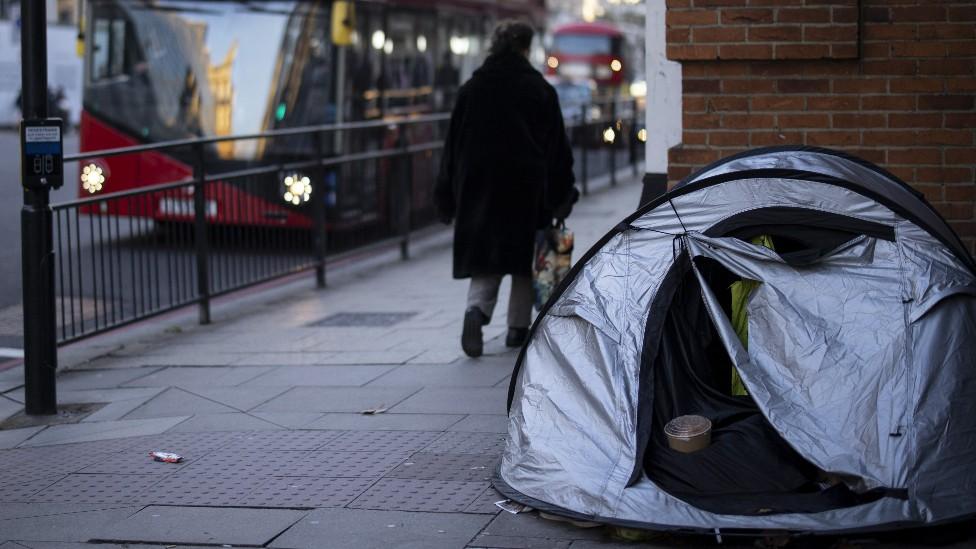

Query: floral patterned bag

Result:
[533,222,574,312]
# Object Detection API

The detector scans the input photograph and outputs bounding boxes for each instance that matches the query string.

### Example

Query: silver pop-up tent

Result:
[496,146,976,534]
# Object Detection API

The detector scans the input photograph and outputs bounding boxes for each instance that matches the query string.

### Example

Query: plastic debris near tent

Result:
[495,146,976,534]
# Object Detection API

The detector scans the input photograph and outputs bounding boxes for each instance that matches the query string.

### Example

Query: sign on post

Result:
[21,118,64,190]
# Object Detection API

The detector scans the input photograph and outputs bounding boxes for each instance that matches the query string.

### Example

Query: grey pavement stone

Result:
[325,430,442,454]
[30,474,159,504]
[56,368,162,391]
[240,476,376,507]
[82,397,162,423]
[0,395,23,421]
[290,450,406,477]
[312,350,425,365]
[449,415,510,434]
[0,503,132,521]
[392,387,508,415]
[167,412,285,433]
[21,417,188,447]
[368,363,512,388]
[140,471,263,506]
[388,453,497,482]
[269,508,492,549]
[180,449,310,477]
[0,505,142,543]
[464,486,504,515]
[92,505,307,546]
[481,513,605,542]
[252,386,421,413]
[123,387,239,419]
[219,429,342,451]
[0,427,43,449]
[249,412,326,429]
[349,478,490,513]
[122,365,271,387]
[177,385,290,411]
[243,365,395,387]
[0,476,65,503]
[469,534,572,549]
[425,431,508,455]
[122,430,242,456]
[405,349,467,364]
[233,352,338,366]
[306,413,464,432]
[77,449,193,475]
[3,387,163,406]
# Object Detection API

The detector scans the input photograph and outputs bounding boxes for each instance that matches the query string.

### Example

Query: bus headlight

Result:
[602,127,616,144]
[637,128,647,142]
[547,56,559,69]
[81,163,105,194]
[610,59,622,72]
[283,174,312,206]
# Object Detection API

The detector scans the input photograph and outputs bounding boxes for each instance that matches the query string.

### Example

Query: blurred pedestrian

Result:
[435,20,577,358]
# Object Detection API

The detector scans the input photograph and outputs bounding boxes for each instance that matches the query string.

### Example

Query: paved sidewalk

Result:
[0,176,972,549]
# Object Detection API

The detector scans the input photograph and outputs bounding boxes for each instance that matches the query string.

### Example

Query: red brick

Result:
[862,60,918,76]
[751,131,803,146]
[861,24,916,41]
[723,79,777,93]
[890,6,948,22]
[947,148,976,165]
[918,95,975,111]
[775,44,832,59]
[778,8,831,23]
[683,130,708,145]
[722,114,776,129]
[862,95,916,111]
[863,130,916,146]
[888,166,917,182]
[777,79,831,94]
[779,113,831,128]
[946,185,976,201]
[935,202,974,221]
[888,148,943,165]
[807,96,859,110]
[946,113,976,129]
[719,44,774,59]
[832,6,859,23]
[948,5,976,21]
[892,41,948,58]
[722,9,774,24]
[701,62,752,77]
[918,59,976,76]
[668,45,719,60]
[667,28,692,44]
[804,26,856,42]
[833,113,886,128]
[670,146,720,165]
[707,96,750,111]
[807,130,860,147]
[919,168,973,184]
[862,7,891,23]
[833,78,887,94]
[947,42,976,57]
[948,79,976,92]
[709,131,751,146]
[850,149,887,165]
[916,130,974,146]
[667,10,718,26]
[890,78,944,93]
[748,26,802,42]
[748,0,803,5]
[694,26,747,43]
[861,42,891,59]
[684,78,722,93]
[684,96,707,112]
[912,184,945,202]
[690,0,741,6]
[751,96,806,111]
[889,113,944,128]
[683,113,722,129]
[666,0,691,7]
[829,44,860,59]
[917,23,976,40]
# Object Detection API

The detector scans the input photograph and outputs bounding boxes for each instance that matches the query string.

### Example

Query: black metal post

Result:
[395,125,410,261]
[312,131,327,288]
[630,99,639,177]
[21,0,57,415]
[192,143,211,324]
[609,99,617,187]
[579,104,588,197]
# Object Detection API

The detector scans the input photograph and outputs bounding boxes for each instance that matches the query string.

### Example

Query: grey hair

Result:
[489,20,534,56]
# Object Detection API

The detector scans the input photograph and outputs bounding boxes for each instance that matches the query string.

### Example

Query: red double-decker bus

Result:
[78,0,543,232]
[545,21,625,89]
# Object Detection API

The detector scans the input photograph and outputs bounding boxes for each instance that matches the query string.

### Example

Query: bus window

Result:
[90,10,130,81]
[552,34,612,56]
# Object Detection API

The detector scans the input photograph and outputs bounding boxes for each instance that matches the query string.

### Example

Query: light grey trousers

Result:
[467,275,533,329]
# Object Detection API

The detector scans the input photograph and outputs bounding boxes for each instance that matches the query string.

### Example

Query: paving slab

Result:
[468,534,572,549]
[122,430,243,456]
[0,395,23,421]
[29,474,159,504]
[449,414,510,433]
[252,386,421,413]
[240,476,376,507]
[349,478,490,512]
[0,427,43,449]
[219,429,342,451]
[55,368,162,391]
[138,471,262,506]
[325,430,442,453]
[233,352,339,366]
[480,513,605,543]
[304,350,424,365]
[123,387,240,419]
[290,450,407,477]
[20,417,189,446]
[243,365,395,387]
[464,486,505,515]
[249,412,326,429]
[91,506,307,546]
[0,476,65,503]
[177,385,291,411]
[424,431,508,454]
[121,366,271,387]
[269,508,492,549]
[306,412,464,431]
[388,453,497,482]
[391,387,509,415]
[167,412,285,432]
[81,397,162,423]
[0,505,142,543]
[368,363,512,388]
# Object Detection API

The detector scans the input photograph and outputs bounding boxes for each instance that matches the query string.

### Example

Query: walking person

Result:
[435,21,577,358]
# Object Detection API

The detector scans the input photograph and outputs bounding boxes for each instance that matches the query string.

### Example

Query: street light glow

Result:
[638,128,647,142]
[602,127,616,144]
[371,30,385,50]
[283,174,312,206]
[81,163,105,194]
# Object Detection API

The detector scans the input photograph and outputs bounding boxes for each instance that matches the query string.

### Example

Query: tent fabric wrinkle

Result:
[498,147,976,533]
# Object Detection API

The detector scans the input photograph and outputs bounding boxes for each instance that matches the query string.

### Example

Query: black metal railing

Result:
[51,100,643,344]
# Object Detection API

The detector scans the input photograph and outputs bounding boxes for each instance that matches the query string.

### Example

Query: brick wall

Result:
[665,0,976,253]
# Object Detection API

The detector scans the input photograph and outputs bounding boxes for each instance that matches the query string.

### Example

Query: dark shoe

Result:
[462,307,488,357]
[506,327,529,348]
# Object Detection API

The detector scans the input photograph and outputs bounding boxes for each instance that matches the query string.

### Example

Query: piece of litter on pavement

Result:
[361,404,388,415]
[149,451,183,463]
[494,499,531,514]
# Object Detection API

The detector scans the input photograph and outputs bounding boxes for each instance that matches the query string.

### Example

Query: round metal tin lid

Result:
[664,415,712,438]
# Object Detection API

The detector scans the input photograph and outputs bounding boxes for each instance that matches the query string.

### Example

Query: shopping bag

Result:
[533,222,574,312]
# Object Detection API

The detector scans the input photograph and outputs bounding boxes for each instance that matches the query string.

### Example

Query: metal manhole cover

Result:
[309,312,417,327]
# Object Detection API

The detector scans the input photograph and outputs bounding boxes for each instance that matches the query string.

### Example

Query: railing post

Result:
[396,124,410,261]
[579,104,588,197]
[312,131,327,288]
[20,0,57,415]
[609,99,617,187]
[630,98,639,177]
[192,142,211,324]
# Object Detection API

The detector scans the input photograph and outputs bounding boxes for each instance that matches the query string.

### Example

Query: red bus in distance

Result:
[545,22,625,89]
